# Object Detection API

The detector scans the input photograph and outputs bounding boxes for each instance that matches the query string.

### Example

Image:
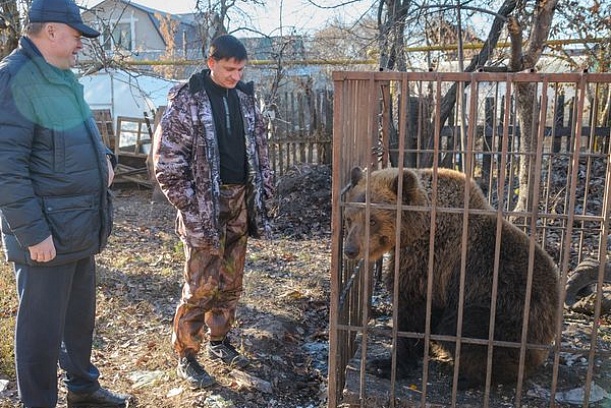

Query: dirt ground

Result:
[0,164,333,408]
[2,162,611,407]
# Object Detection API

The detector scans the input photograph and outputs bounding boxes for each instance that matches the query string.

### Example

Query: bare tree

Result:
[195,0,265,56]
[507,0,559,221]
[554,0,611,129]
[371,0,516,167]
[195,0,227,57]
[153,12,189,79]
[0,0,21,60]
[310,17,378,61]
[369,0,574,219]
[377,0,410,71]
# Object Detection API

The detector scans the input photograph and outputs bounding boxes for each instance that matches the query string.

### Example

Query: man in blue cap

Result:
[0,0,131,407]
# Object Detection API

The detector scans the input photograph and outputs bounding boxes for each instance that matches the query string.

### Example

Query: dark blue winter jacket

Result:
[0,36,113,266]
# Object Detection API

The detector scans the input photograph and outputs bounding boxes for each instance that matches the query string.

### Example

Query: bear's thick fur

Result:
[343,167,559,389]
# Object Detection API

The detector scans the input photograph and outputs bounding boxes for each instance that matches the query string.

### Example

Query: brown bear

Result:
[343,166,559,389]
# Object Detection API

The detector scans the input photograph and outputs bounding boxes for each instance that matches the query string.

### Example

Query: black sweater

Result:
[202,72,247,184]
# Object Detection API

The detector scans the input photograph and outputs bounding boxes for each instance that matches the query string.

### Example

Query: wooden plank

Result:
[92,109,114,150]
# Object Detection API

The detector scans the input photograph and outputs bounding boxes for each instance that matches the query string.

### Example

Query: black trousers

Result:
[14,256,100,407]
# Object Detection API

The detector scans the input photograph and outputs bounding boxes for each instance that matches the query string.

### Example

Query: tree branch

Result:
[428,0,517,166]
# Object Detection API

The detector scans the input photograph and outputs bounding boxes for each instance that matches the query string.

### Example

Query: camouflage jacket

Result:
[153,69,274,250]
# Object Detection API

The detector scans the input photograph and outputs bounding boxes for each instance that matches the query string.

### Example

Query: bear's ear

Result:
[350,166,364,186]
[394,169,428,205]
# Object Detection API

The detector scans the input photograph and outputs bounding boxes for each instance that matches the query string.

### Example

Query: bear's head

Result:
[343,167,430,261]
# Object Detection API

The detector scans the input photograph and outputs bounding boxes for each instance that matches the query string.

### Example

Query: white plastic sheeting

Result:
[80,68,178,122]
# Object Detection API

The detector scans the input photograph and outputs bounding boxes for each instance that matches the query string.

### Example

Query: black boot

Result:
[66,387,131,408]
[177,355,216,389]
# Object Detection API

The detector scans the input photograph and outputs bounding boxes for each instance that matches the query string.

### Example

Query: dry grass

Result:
[0,188,330,407]
[0,261,16,380]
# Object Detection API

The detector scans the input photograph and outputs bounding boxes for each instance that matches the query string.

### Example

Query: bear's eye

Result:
[369,218,376,227]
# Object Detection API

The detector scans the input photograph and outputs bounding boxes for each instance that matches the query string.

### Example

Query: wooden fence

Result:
[265,88,333,176]
[93,88,333,187]
[390,91,611,171]
[398,92,611,191]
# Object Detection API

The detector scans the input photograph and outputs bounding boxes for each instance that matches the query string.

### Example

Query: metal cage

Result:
[328,71,611,408]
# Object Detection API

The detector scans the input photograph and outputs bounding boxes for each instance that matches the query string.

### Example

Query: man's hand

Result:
[28,235,56,263]
[107,156,115,187]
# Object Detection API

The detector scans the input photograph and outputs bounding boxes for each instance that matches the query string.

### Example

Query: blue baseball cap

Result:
[29,0,100,38]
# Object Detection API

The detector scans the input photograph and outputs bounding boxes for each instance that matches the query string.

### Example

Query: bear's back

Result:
[412,168,492,212]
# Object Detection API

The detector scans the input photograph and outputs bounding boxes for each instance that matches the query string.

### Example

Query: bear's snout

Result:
[344,243,360,259]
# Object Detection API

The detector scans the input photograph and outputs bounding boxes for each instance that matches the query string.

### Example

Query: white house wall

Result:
[82,0,166,54]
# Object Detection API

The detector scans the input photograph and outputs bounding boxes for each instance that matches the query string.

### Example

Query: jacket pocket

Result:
[42,194,100,254]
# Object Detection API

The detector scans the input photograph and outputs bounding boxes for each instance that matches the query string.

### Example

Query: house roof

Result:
[118,1,198,30]
[88,0,197,22]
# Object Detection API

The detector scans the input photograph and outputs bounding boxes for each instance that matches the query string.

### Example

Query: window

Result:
[103,21,134,51]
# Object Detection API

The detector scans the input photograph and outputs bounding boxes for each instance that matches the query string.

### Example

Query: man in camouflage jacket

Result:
[153,34,274,389]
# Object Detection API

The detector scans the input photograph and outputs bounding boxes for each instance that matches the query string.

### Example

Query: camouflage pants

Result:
[172,184,248,357]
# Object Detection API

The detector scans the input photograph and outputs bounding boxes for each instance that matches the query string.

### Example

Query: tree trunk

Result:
[377,0,409,167]
[509,0,560,225]
[377,0,409,72]
[428,0,517,167]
